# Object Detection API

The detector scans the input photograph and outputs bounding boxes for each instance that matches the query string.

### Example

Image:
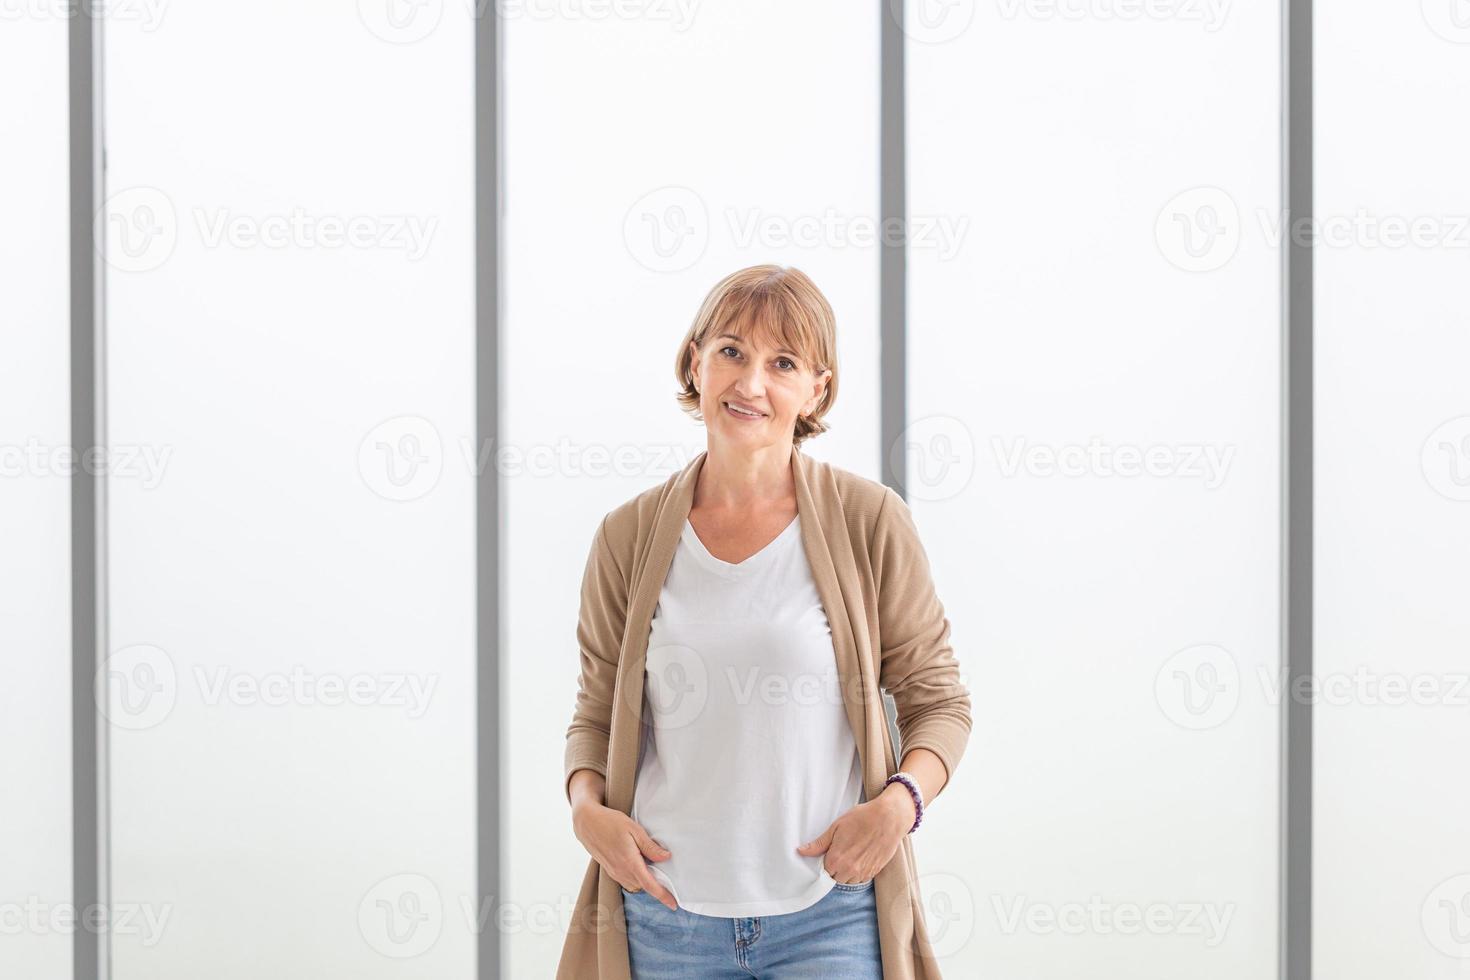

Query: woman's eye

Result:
[721,346,740,358]
[777,358,796,371]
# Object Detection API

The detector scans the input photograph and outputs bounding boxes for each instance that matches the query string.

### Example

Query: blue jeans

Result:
[619,880,882,979]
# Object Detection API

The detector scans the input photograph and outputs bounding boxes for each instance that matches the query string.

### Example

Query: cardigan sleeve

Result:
[871,485,973,786]
[563,514,629,805]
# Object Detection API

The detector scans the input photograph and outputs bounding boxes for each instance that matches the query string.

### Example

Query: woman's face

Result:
[689,326,830,450]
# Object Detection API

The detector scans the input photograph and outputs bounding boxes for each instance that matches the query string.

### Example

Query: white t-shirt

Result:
[630,513,865,917]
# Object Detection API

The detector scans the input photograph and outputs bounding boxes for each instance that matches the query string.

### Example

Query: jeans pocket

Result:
[829,878,875,893]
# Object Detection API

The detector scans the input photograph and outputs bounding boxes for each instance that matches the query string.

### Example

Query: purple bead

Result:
[883,771,924,834]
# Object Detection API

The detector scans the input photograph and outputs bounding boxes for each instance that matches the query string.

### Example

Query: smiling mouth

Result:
[724,401,766,419]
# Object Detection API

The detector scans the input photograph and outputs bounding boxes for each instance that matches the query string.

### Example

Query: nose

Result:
[734,358,767,400]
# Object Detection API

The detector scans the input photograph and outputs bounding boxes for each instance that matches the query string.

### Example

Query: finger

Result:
[797,825,834,854]
[634,828,672,862]
[637,867,679,911]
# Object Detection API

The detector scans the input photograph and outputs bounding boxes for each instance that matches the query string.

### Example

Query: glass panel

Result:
[0,13,72,980]
[503,2,880,974]
[102,5,475,976]
[907,3,1282,975]
[1315,4,1470,976]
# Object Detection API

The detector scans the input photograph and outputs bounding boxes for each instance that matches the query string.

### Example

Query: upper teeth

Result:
[728,403,761,416]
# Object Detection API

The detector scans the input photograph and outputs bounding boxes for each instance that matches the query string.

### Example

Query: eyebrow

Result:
[717,333,800,359]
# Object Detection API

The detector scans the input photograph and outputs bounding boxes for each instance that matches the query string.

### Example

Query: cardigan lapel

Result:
[603,445,874,816]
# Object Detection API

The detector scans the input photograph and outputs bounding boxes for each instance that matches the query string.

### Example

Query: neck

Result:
[695,439,796,510]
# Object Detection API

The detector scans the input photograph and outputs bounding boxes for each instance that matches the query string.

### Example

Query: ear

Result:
[809,368,832,411]
[688,340,701,391]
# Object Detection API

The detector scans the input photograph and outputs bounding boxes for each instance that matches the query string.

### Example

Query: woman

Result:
[558,265,972,979]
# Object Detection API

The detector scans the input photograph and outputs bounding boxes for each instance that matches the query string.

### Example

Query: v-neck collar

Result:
[681,514,799,577]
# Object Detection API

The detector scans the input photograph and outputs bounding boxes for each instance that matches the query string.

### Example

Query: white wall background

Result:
[906,1,1282,976]
[1315,3,1470,977]
[0,12,73,980]
[102,3,476,977]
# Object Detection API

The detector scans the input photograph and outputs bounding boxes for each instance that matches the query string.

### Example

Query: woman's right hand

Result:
[572,802,679,911]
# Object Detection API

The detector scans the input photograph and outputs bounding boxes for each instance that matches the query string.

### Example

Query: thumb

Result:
[796,824,834,855]
[635,829,672,862]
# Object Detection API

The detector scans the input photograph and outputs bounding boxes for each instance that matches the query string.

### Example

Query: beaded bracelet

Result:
[883,770,924,834]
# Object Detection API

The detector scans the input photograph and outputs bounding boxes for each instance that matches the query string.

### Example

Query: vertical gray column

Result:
[879,0,906,762]
[880,0,907,498]
[70,4,107,980]
[1281,0,1312,977]
[476,3,503,979]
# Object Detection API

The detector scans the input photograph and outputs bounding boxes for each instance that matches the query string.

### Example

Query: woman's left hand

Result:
[795,786,914,885]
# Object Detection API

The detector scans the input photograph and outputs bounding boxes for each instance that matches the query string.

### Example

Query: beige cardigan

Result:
[558,444,972,979]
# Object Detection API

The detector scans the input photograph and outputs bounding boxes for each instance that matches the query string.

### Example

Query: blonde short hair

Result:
[674,265,838,447]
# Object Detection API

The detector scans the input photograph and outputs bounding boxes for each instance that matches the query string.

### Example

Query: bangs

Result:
[718,285,825,370]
